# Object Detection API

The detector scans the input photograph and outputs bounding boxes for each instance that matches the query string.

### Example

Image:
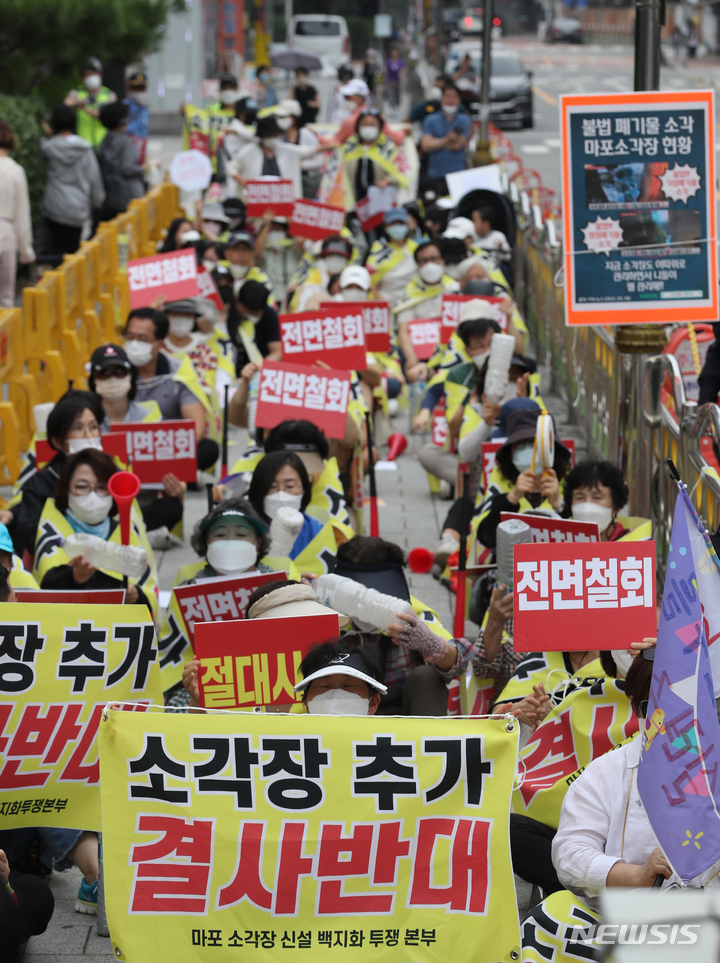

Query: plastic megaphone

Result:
[408,547,434,573]
[108,471,141,546]
[387,433,408,461]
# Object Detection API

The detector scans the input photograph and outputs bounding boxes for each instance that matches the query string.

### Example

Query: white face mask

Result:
[84,74,101,91]
[261,137,281,149]
[342,287,367,301]
[418,261,444,285]
[67,491,114,525]
[206,539,258,575]
[324,255,348,275]
[307,688,370,716]
[178,230,201,244]
[267,230,286,246]
[442,104,458,116]
[132,91,149,107]
[276,116,293,131]
[220,89,238,105]
[571,501,614,534]
[359,125,379,142]
[94,375,132,400]
[612,649,634,679]
[229,262,249,280]
[66,436,103,454]
[428,87,442,101]
[264,491,303,519]
[202,259,217,273]
[168,315,196,337]
[203,221,222,235]
[472,350,490,371]
[512,442,535,474]
[124,340,156,368]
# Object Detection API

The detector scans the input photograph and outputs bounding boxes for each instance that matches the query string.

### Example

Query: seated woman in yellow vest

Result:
[246,451,342,577]
[161,498,301,700]
[0,522,39,590]
[561,459,651,542]
[31,449,159,617]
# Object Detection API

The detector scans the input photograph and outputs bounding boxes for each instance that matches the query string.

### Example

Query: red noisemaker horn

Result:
[108,471,141,546]
[386,433,407,461]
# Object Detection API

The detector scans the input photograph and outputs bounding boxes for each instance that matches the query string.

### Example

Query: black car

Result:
[545,17,583,43]
[445,46,533,128]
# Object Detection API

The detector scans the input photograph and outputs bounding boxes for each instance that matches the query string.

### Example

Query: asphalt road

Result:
[495,39,720,202]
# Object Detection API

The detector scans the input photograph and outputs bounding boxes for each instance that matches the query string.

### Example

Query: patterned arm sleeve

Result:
[471,625,524,696]
[435,635,478,683]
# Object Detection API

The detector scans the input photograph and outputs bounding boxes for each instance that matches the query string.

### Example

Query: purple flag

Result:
[637,485,720,882]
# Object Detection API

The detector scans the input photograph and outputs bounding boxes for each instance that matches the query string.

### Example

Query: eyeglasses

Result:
[67,422,99,437]
[268,479,304,494]
[71,482,109,496]
[416,253,442,266]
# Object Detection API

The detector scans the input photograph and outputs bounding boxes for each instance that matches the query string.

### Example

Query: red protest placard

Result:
[244,179,294,216]
[321,300,391,354]
[14,589,127,604]
[279,308,367,370]
[195,611,340,708]
[500,512,599,543]
[355,196,386,232]
[35,435,128,472]
[110,420,197,484]
[441,294,506,344]
[291,200,346,240]
[513,541,656,651]
[173,571,286,648]
[480,439,576,489]
[255,361,352,439]
[407,319,441,361]
[196,264,224,309]
[126,249,198,310]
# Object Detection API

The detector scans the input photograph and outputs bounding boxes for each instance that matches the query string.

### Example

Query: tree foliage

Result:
[0,0,185,95]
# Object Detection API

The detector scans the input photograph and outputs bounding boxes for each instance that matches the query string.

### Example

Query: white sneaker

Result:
[147,526,172,550]
[438,479,453,499]
[434,534,460,569]
[387,398,399,417]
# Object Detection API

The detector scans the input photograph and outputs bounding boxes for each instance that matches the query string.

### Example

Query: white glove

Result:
[268,507,304,557]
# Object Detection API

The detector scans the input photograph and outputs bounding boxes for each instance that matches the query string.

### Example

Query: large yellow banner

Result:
[99,709,521,963]
[0,603,162,830]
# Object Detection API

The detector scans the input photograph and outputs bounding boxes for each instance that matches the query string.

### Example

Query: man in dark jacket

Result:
[96,101,145,222]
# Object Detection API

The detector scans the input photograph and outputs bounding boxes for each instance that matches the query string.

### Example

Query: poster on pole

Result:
[560,90,718,326]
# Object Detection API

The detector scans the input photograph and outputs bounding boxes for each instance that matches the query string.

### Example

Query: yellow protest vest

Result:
[31,498,160,621]
[496,650,606,706]
[366,238,419,284]
[393,274,458,319]
[521,891,601,963]
[290,516,342,577]
[75,86,114,146]
[172,354,222,443]
[8,554,40,590]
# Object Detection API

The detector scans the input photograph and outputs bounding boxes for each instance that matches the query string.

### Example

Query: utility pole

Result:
[435,0,444,72]
[473,0,493,166]
[634,0,663,90]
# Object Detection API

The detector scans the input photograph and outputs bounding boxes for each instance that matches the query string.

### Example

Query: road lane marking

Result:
[532,84,557,107]
[545,138,561,148]
[521,144,551,154]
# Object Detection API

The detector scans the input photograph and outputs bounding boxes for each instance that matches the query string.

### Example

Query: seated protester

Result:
[471,204,512,264]
[193,199,230,244]
[32,449,158,616]
[161,500,300,704]
[253,209,302,310]
[395,240,459,382]
[442,216,478,256]
[222,196,249,233]
[247,451,342,574]
[160,297,234,401]
[457,256,527,354]
[228,279,282,369]
[194,295,235,365]
[476,406,572,552]
[416,306,502,491]
[289,235,353,313]
[366,207,419,308]
[493,646,602,720]
[340,109,408,215]
[423,203,449,241]
[159,217,196,253]
[88,344,182,545]
[198,240,223,274]
[0,841,55,951]
[224,418,353,530]
[220,230,273,298]
[437,235,470,283]
[1,392,104,558]
[123,307,220,473]
[0,523,39,590]
[328,535,475,715]
[562,459,631,541]
[294,639,386,714]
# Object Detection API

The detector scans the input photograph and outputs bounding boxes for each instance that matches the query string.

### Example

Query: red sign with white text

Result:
[255,361,352,439]
[321,301,391,354]
[279,308,367,369]
[407,319,440,361]
[500,511,599,543]
[14,590,127,604]
[480,439,576,489]
[173,571,286,649]
[110,420,197,484]
[196,265,224,309]
[290,200,346,240]
[244,179,294,216]
[513,541,656,651]
[35,435,128,472]
[126,249,198,310]
[195,611,340,708]
[441,294,506,343]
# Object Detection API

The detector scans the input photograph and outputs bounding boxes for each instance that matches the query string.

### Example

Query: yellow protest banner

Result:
[99,709,521,963]
[0,603,161,830]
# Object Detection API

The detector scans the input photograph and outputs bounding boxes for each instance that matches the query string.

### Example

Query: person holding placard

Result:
[340,109,407,213]
[288,235,354,312]
[253,210,303,307]
[233,116,331,200]
[220,231,273,298]
[366,208,420,308]
[561,460,632,542]
[294,639,386,714]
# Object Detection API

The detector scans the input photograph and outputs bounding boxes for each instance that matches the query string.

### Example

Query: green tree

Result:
[0,0,184,95]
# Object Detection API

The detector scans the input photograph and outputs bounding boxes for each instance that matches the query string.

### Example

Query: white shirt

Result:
[475,230,511,261]
[552,736,720,911]
[375,249,417,308]
[0,156,34,262]
[236,140,318,199]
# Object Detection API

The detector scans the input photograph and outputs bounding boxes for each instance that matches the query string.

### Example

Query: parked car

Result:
[444,43,534,128]
[288,15,350,68]
[545,17,583,43]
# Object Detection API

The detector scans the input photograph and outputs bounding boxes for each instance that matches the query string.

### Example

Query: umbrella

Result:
[270,48,322,72]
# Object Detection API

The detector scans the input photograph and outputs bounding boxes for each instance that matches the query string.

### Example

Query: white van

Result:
[288,15,350,68]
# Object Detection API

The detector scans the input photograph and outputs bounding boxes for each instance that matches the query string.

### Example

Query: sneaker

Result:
[147,526,172,550]
[434,534,460,570]
[387,398,399,417]
[75,877,98,914]
[438,479,454,500]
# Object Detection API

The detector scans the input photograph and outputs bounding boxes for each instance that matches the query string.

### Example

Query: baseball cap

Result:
[129,71,147,89]
[0,522,14,555]
[270,215,289,225]
[384,207,409,225]
[443,216,477,240]
[198,504,267,538]
[164,299,202,316]
[294,650,387,693]
[90,343,132,373]
[226,231,255,249]
[458,299,497,323]
[340,78,370,99]
[339,265,371,291]
[321,236,352,257]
